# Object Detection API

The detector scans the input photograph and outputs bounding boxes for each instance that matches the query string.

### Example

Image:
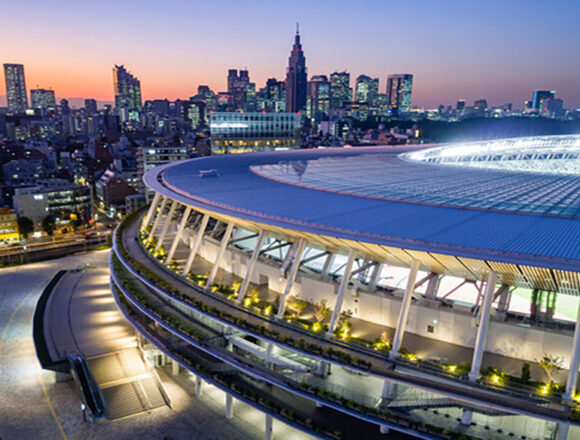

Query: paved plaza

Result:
[0,250,315,440]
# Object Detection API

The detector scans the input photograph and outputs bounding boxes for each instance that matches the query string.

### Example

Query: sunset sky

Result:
[2,0,579,108]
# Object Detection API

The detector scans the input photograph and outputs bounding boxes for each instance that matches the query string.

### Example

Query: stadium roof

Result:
[145,137,580,291]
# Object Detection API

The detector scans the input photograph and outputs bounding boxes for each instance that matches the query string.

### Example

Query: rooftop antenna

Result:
[296,22,299,34]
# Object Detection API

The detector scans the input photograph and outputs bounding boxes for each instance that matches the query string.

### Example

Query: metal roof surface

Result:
[144,146,580,272]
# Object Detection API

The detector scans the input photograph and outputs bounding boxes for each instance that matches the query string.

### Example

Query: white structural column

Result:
[320,253,336,278]
[155,200,178,253]
[468,271,497,381]
[183,214,210,277]
[389,259,420,359]
[368,263,383,290]
[225,393,233,419]
[166,206,192,264]
[565,301,580,401]
[207,223,235,287]
[143,192,161,228]
[326,249,357,337]
[171,359,179,376]
[265,414,273,440]
[236,229,266,302]
[194,375,202,396]
[148,196,168,241]
[276,238,307,318]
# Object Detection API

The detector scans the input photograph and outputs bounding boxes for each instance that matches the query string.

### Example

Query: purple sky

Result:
[2,0,579,108]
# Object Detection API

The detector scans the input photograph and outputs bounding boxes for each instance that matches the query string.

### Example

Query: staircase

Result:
[87,348,169,420]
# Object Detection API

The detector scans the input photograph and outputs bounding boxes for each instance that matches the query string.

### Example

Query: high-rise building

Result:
[386,74,413,113]
[307,75,330,122]
[456,99,466,112]
[259,78,286,112]
[329,72,351,110]
[532,90,555,110]
[85,98,98,114]
[226,69,256,112]
[285,25,307,113]
[354,75,379,106]
[30,89,56,112]
[4,64,28,113]
[113,65,142,122]
[194,85,217,111]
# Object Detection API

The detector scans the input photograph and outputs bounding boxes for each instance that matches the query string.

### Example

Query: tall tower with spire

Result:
[285,24,307,113]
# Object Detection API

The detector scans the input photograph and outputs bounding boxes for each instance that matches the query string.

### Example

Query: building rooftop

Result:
[144,137,580,274]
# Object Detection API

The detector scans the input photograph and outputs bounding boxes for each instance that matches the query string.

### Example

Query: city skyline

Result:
[2,0,580,108]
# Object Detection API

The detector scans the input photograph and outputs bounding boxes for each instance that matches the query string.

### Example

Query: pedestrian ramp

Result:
[87,348,169,420]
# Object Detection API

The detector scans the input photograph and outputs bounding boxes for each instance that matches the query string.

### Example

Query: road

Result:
[0,249,315,440]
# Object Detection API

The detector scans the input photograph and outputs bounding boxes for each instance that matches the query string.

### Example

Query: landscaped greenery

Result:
[115,209,576,414]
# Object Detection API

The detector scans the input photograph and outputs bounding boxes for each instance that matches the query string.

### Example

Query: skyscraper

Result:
[329,72,351,110]
[386,74,413,113]
[113,65,142,122]
[354,75,379,106]
[30,89,56,112]
[285,24,307,113]
[532,90,555,110]
[307,75,330,122]
[226,69,256,112]
[4,64,28,113]
[85,98,98,114]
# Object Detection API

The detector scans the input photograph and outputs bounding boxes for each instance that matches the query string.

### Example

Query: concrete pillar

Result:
[143,192,161,228]
[194,375,202,396]
[237,229,266,302]
[389,259,420,359]
[171,360,180,376]
[276,238,307,318]
[265,414,273,440]
[183,214,210,277]
[425,274,441,299]
[207,223,234,287]
[461,409,473,426]
[557,422,570,440]
[155,200,178,253]
[565,301,580,401]
[321,253,335,278]
[381,379,393,399]
[166,206,192,264]
[468,271,497,382]
[379,425,390,434]
[368,263,383,290]
[225,393,233,419]
[327,249,357,337]
[148,196,168,241]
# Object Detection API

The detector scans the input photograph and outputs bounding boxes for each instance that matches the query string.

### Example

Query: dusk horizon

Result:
[3,0,580,108]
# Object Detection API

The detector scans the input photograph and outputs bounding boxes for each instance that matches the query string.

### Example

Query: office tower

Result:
[456,99,466,112]
[307,75,330,121]
[84,99,98,114]
[532,90,555,110]
[330,72,351,110]
[30,89,56,112]
[285,24,307,113]
[59,98,70,115]
[354,75,379,105]
[226,69,255,111]
[195,85,217,111]
[188,100,206,129]
[386,74,413,112]
[4,64,28,112]
[474,99,488,111]
[113,65,142,122]
[259,78,286,112]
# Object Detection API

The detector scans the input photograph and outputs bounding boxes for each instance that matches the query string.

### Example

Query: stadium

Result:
[110,134,580,440]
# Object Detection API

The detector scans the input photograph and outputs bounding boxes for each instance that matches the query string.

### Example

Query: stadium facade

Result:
[110,135,580,439]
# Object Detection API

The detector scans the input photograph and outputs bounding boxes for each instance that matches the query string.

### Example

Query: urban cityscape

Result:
[2,1,580,440]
